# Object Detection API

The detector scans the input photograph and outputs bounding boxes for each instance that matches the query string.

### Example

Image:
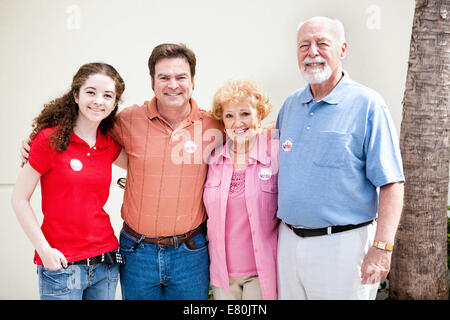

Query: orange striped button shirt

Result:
[110,97,224,237]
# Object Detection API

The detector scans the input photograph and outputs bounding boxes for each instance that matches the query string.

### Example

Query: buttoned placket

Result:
[304,100,318,133]
[168,119,194,144]
[244,163,260,271]
[71,132,101,158]
[86,146,97,157]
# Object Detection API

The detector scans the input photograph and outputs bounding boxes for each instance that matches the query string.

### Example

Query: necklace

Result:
[228,143,249,170]
[228,136,257,156]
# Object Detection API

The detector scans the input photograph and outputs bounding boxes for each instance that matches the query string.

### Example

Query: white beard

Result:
[300,57,333,84]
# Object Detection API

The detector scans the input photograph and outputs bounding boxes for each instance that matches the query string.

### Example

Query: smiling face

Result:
[152,57,194,110]
[74,73,117,125]
[222,98,261,145]
[297,18,347,85]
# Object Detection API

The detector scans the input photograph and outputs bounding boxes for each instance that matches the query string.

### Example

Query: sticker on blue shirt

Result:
[282,139,293,152]
[70,158,83,171]
[258,167,272,181]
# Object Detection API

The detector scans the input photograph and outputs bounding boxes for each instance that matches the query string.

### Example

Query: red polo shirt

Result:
[29,127,121,265]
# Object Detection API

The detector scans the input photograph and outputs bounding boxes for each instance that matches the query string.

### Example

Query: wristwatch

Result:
[372,241,394,251]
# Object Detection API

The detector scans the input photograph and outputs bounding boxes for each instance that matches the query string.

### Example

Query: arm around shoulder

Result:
[113,147,128,170]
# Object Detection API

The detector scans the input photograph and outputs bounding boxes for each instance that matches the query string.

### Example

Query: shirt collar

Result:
[299,70,352,105]
[146,96,203,122]
[212,134,271,165]
[299,84,315,104]
[69,128,109,148]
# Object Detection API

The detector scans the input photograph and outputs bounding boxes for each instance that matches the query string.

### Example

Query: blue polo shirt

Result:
[276,72,405,228]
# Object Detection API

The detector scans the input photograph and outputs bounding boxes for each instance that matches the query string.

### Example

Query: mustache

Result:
[302,56,327,66]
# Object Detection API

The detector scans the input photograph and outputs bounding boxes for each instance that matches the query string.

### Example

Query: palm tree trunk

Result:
[389,0,449,300]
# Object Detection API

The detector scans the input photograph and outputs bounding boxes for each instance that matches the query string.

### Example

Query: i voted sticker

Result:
[282,139,293,152]
[258,167,272,181]
[184,140,197,154]
[70,159,83,171]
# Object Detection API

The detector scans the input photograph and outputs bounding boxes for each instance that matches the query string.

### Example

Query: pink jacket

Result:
[203,134,279,300]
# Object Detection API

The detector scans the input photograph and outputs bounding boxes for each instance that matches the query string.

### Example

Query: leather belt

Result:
[285,220,373,238]
[122,222,206,248]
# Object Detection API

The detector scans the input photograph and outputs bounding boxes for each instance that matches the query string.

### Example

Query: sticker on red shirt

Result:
[282,139,293,152]
[70,158,83,171]
[184,140,197,154]
[258,167,272,181]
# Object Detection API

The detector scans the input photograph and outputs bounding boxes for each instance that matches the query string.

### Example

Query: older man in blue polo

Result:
[276,16,405,299]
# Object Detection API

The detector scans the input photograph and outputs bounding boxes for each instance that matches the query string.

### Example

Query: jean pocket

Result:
[107,264,120,282]
[38,266,74,295]
[182,232,208,253]
[119,230,141,253]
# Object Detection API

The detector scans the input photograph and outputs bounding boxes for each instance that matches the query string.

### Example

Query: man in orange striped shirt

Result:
[110,44,223,300]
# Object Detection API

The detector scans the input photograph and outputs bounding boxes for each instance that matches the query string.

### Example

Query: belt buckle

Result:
[86,257,91,266]
[157,237,170,246]
[178,233,188,242]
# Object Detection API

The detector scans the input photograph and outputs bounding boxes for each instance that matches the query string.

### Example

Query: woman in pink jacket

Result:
[204,79,279,300]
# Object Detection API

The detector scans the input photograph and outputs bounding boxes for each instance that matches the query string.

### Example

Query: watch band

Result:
[373,241,394,251]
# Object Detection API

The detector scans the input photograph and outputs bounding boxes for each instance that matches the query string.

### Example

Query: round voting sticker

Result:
[70,158,83,171]
[282,139,293,152]
[184,140,197,154]
[258,167,272,181]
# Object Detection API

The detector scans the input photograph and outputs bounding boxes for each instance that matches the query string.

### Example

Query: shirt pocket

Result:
[203,176,222,214]
[313,131,350,168]
[260,180,278,193]
[259,177,278,221]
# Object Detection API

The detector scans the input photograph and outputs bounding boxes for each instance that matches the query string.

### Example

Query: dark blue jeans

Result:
[119,227,210,300]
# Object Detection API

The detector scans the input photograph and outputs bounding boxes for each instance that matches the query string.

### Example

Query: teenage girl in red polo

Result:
[11,63,128,300]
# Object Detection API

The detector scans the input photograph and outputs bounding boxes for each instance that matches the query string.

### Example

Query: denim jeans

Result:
[119,227,210,300]
[37,263,119,300]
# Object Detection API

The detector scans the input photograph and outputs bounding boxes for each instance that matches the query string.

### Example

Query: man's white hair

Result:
[297,16,346,46]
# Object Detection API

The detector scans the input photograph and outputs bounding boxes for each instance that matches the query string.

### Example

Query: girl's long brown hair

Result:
[30,63,125,152]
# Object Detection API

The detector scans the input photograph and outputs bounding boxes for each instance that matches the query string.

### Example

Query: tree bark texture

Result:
[390,0,449,300]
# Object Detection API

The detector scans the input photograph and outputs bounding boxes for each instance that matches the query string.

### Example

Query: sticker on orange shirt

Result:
[184,140,197,154]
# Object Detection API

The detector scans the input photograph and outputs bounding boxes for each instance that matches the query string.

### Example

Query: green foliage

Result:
[208,284,214,300]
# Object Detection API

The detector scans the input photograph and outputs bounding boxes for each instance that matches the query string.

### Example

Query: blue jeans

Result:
[119,227,210,300]
[37,264,119,300]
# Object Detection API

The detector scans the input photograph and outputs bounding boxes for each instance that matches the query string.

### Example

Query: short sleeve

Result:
[107,110,126,147]
[28,129,56,175]
[365,104,405,187]
[111,138,122,161]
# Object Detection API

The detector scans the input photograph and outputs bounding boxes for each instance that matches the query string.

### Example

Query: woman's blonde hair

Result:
[211,78,272,124]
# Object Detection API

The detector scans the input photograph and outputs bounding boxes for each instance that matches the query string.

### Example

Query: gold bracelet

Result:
[372,241,394,251]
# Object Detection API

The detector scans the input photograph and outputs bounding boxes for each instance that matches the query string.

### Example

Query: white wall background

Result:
[0,0,420,299]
